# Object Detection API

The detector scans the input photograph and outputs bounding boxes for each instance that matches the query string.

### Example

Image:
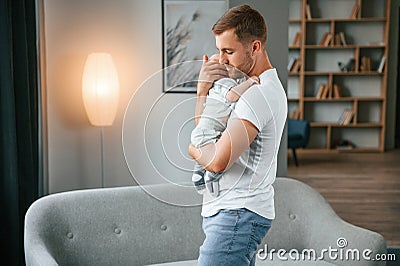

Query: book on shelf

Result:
[339,32,347,46]
[316,84,329,99]
[334,33,340,46]
[334,139,355,150]
[322,85,330,99]
[360,56,371,72]
[333,84,342,99]
[306,4,312,20]
[289,59,302,73]
[292,32,302,46]
[378,55,386,73]
[319,33,332,46]
[338,109,354,125]
[338,110,348,124]
[349,3,360,19]
[343,110,354,125]
[316,84,325,99]
[287,57,296,71]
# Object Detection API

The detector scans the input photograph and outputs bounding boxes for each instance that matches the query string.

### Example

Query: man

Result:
[188,4,287,266]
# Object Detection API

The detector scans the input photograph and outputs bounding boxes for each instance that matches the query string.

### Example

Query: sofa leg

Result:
[292,148,299,167]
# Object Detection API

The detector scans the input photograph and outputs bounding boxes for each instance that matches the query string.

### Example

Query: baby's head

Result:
[209,54,220,62]
[209,54,246,80]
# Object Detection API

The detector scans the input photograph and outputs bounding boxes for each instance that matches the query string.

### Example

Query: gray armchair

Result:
[24,177,386,265]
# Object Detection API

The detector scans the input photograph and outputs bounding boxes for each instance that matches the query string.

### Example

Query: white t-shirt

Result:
[201,68,287,219]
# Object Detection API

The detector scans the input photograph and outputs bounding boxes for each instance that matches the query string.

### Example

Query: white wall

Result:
[43,0,288,193]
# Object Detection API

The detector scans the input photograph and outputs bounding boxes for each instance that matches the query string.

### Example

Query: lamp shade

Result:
[82,53,119,126]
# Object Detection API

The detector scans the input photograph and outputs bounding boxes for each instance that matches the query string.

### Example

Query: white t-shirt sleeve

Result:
[232,85,272,131]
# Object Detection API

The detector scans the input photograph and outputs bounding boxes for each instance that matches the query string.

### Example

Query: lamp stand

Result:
[100,127,105,188]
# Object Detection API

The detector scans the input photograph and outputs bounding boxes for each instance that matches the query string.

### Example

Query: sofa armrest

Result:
[263,178,386,266]
[304,213,386,266]
[25,203,58,266]
[24,243,58,266]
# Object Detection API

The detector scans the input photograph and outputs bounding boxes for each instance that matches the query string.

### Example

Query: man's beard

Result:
[236,50,255,76]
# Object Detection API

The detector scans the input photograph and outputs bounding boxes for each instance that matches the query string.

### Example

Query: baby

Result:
[191,55,259,196]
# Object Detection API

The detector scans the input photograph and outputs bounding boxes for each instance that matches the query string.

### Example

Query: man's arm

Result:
[195,55,228,125]
[188,118,259,173]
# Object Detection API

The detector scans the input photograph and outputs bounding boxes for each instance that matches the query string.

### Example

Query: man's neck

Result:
[248,51,273,77]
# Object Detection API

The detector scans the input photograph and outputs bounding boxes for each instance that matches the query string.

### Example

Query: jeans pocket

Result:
[252,219,272,229]
[246,220,272,261]
[251,220,271,242]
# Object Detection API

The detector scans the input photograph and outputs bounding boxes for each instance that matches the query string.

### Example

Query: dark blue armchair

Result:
[288,118,310,166]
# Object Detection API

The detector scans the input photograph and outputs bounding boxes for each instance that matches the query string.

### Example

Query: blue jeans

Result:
[198,208,272,266]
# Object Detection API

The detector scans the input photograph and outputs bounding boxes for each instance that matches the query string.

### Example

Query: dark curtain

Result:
[0,0,39,265]
[396,6,400,148]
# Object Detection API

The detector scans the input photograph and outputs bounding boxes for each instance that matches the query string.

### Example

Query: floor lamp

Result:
[82,53,119,188]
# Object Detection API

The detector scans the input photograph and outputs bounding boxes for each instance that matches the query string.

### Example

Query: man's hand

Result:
[188,143,215,170]
[197,55,228,96]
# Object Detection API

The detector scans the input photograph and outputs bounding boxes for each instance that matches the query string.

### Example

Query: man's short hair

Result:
[212,5,267,46]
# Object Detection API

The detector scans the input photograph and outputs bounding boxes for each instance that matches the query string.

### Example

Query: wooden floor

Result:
[287,149,400,247]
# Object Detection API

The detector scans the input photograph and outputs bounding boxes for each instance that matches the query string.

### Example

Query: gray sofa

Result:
[24,177,386,265]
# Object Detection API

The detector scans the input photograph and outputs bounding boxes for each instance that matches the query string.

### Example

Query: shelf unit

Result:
[288,0,389,152]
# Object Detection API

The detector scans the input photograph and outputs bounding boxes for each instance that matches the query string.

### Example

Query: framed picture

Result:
[162,0,228,93]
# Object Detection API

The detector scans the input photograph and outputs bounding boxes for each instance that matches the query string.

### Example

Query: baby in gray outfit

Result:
[191,55,259,196]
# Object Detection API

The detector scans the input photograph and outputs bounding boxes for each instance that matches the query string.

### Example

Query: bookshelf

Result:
[288,0,389,152]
